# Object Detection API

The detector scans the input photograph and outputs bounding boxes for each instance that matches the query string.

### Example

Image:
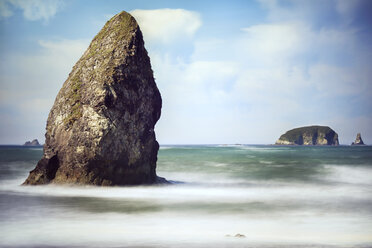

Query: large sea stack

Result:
[275,125,339,145]
[24,11,164,186]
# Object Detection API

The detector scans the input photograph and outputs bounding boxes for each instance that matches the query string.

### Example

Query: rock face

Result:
[23,139,40,146]
[23,11,163,186]
[351,133,365,146]
[275,125,339,145]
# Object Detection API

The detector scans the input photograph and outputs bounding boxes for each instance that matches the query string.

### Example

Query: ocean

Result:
[0,145,371,248]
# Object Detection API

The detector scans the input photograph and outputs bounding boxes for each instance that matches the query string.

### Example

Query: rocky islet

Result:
[275,125,339,146]
[23,139,40,146]
[352,133,365,146]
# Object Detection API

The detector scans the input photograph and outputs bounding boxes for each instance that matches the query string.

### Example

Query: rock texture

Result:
[351,133,365,146]
[275,125,339,145]
[23,139,40,146]
[23,11,164,186]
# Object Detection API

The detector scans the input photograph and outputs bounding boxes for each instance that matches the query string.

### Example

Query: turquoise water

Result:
[0,145,371,247]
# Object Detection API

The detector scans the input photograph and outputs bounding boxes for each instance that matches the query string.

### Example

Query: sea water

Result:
[0,145,371,248]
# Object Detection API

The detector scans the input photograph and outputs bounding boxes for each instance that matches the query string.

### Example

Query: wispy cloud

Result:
[0,0,12,18]
[0,39,88,143]
[130,9,202,44]
[0,0,63,21]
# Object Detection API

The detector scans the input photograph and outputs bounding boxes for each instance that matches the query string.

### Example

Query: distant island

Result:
[23,139,41,146]
[351,133,365,146]
[275,125,339,145]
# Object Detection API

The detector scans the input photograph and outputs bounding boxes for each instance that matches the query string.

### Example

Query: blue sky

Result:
[0,0,371,145]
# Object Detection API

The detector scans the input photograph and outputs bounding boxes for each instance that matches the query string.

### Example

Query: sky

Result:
[0,0,371,145]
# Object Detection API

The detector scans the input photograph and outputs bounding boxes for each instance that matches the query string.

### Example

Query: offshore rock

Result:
[351,133,365,146]
[23,139,40,146]
[23,11,163,186]
[275,125,339,146]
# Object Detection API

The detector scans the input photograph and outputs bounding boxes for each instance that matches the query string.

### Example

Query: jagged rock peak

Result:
[23,11,165,186]
[351,133,365,146]
[275,125,339,146]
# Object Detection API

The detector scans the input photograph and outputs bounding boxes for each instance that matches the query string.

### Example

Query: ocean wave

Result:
[259,160,273,164]
[205,162,227,167]
[324,165,372,186]
[159,146,174,150]
[235,146,291,152]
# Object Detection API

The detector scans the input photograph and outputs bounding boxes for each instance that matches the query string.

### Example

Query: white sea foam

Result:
[259,160,273,164]
[205,161,227,167]
[159,146,175,150]
[236,146,291,152]
[1,146,372,247]
[216,144,244,147]
[0,211,368,247]
[324,165,372,185]
[246,155,257,158]
[1,172,372,247]
[0,187,371,247]
[2,173,370,208]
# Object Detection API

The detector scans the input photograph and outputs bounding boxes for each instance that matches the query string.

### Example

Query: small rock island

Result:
[24,11,164,186]
[23,139,40,146]
[275,125,339,146]
[351,133,365,146]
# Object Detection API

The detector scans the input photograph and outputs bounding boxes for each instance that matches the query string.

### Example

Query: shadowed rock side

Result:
[351,133,365,146]
[275,125,339,146]
[23,11,165,186]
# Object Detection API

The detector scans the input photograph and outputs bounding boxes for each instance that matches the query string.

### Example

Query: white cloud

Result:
[308,64,357,96]
[151,7,372,144]
[130,8,202,44]
[1,38,88,96]
[0,39,88,143]
[0,0,63,21]
[1,39,88,93]
[241,23,302,56]
[235,21,369,97]
[0,0,12,18]
[335,0,365,25]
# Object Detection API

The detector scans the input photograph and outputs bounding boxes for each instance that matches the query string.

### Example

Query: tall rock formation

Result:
[351,133,365,146]
[24,11,164,186]
[275,125,339,145]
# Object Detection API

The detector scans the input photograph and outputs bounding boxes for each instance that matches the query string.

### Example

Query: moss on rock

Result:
[63,70,83,128]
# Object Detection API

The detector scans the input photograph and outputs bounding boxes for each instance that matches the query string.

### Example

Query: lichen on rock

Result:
[23,11,165,186]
